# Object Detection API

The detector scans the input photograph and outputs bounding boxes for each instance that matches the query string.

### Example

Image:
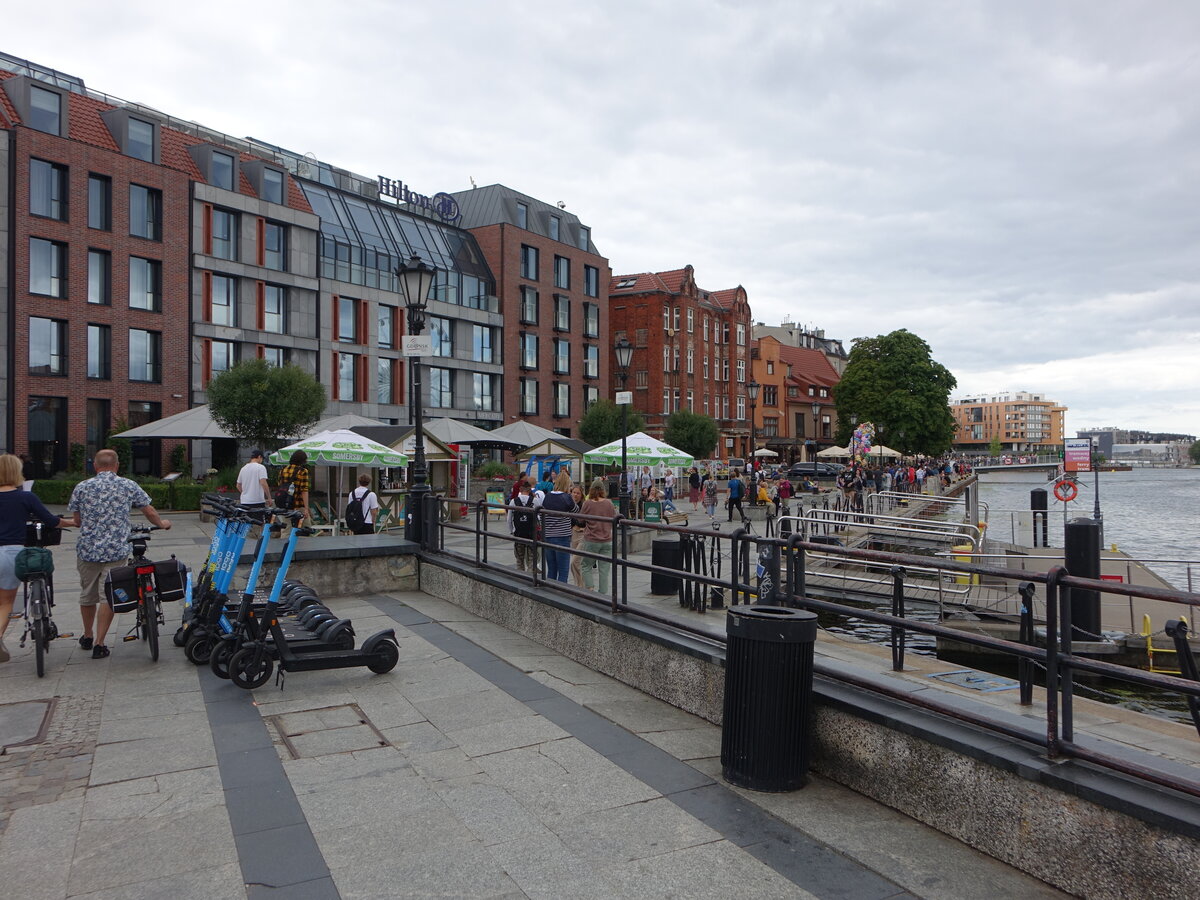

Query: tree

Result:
[579,399,645,448]
[988,435,1003,457]
[1189,440,1200,465]
[833,329,958,456]
[663,410,720,461]
[207,360,326,451]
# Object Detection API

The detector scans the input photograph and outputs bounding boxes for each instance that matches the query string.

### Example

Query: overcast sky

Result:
[10,1,1199,439]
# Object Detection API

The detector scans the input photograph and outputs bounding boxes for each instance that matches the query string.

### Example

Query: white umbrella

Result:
[870,444,903,459]
[269,429,408,467]
[116,404,232,440]
[817,445,852,458]
[583,432,694,467]
[753,448,778,458]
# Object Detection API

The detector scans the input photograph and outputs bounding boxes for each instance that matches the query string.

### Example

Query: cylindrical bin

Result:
[650,537,683,594]
[721,606,818,791]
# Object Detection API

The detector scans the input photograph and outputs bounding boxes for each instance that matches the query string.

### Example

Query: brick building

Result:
[747,337,842,464]
[450,185,609,437]
[608,266,752,459]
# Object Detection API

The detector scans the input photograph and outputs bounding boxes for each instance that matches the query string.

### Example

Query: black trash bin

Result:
[721,605,817,791]
[650,537,683,594]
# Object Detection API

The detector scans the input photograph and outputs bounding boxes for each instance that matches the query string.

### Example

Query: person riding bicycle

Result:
[0,454,69,664]
[68,449,171,659]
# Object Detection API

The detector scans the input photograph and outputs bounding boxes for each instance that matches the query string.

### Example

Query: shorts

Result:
[77,557,126,607]
[0,545,23,591]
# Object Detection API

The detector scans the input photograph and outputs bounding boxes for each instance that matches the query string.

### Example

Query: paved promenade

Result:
[0,514,1070,898]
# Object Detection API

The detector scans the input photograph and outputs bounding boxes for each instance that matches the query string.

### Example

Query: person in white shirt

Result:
[236,450,270,507]
[346,474,380,535]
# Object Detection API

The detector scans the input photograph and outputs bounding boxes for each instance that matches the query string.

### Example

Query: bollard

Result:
[1064,518,1102,640]
[1030,488,1048,548]
[721,606,817,791]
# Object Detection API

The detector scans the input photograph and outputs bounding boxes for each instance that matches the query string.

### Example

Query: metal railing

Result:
[794,508,985,550]
[426,494,1200,799]
[867,491,990,522]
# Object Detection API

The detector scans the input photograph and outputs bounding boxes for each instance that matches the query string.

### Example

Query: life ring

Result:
[1053,479,1078,502]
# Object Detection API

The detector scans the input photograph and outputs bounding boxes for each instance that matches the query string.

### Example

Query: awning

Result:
[115,405,231,440]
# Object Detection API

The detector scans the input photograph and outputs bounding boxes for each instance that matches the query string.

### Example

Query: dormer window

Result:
[128,118,155,161]
[262,168,284,204]
[212,151,235,190]
[29,85,62,134]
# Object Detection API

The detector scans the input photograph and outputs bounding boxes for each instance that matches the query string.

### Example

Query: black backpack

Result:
[345,488,368,532]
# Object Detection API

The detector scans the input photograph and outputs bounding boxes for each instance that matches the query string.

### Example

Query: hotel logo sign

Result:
[378,177,461,224]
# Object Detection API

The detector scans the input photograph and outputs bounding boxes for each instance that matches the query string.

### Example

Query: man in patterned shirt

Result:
[68,449,171,659]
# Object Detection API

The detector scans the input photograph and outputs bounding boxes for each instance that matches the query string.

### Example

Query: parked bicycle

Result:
[16,520,65,677]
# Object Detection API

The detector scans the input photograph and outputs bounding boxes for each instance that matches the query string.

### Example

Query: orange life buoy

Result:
[1053,479,1078,502]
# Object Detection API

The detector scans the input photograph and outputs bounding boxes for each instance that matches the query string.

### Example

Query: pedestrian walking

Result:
[727,473,745,522]
[345,474,380,535]
[569,483,586,587]
[688,467,701,510]
[508,481,540,572]
[580,479,616,593]
[540,471,575,582]
[703,477,718,517]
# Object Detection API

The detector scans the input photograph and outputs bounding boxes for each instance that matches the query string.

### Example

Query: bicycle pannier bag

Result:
[103,566,140,612]
[154,559,188,603]
[14,547,54,581]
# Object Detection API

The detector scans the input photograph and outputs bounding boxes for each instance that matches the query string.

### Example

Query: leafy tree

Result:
[207,360,326,451]
[988,435,1003,457]
[1189,440,1200,465]
[579,399,645,448]
[663,409,720,461]
[833,329,958,455]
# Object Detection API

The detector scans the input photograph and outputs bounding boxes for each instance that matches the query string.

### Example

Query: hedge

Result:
[32,479,209,510]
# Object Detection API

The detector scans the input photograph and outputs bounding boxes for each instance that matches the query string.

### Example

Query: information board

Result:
[1064,438,1092,473]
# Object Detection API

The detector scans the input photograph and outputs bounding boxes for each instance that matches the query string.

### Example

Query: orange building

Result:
[951,392,1067,452]
[750,337,841,464]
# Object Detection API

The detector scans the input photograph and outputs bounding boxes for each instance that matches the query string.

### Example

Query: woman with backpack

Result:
[274,450,310,523]
[507,481,540,572]
[345,474,379,535]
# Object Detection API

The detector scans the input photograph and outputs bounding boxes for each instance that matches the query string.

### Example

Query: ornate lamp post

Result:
[811,401,821,481]
[614,337,634,518]
[746,380,759,504]
[396,254,437,546]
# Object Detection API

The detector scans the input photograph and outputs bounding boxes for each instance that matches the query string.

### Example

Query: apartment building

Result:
[951,391,1067,452]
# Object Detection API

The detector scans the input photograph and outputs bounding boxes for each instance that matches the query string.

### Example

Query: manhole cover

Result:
[927,670,1019,692]
[267,704,390,759]
[0,699,54,752]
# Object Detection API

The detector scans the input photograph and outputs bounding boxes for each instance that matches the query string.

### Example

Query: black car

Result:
[788,462,844,479]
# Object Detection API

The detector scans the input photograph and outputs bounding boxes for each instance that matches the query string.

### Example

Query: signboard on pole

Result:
[615,390,633,406]
[402,335,432,357]
[1064,438,1092,473]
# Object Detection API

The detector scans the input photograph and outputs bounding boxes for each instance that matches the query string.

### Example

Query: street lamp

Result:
[396,254,437,546]
[614,337,634,518]
[811,401,821,482]
[746,380,759,505]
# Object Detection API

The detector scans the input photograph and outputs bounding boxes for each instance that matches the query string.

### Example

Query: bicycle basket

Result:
[103,566,140,612]
[14,547,54,581]
[25,521,62,547]
[154,559,188,603]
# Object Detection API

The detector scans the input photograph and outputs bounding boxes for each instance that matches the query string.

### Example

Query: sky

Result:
[8,1,1200,439]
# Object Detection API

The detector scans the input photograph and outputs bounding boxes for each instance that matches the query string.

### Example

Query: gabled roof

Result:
[609,264,744,310]
[778,343,840,387]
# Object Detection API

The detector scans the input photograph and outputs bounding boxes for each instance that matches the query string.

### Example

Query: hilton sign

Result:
[378,177,461,225]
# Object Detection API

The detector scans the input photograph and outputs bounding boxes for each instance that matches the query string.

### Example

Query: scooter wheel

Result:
[185,633,215,666]
[323,623,356,651]
[229,647,274,690]
[367,640,399,674]
[209,638,237,679]
[173,626,188,647]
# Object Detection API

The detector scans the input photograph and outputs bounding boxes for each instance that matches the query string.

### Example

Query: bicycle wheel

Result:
[31,614,46,678]
[145,595,160,662]
[229,646,273,690]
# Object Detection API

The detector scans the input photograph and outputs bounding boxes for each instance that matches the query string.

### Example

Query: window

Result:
[703,317,709,341]
[30,159,68,220]
[127,401,161,476]
[87,325,111,379]
[86,399,110,462]
[377,358,394,404]
[635,370,648,388]
[130,257,163,312]
[472,325,495,363]
[584,386,598,409]
[29,238,67,297]
[703,356,709,379]
[263,168,285,204]
[472,373,496,411]
[262,347,286,368]
[211,152,235,190]
[584,302,599,337]
[578,225,590,250]
[736,360,745,382]
[29,318,66,375]
[129,185,162,240]
[378,305,395,349]
[662,391,670,415]
[687,348,694,374]
[554,339,569,374]
[430,316,454,358]
[520,333,538,369]
[520,286,538,324]
[722,359,730,382]
[337,352,357,399]
[129,329,161,382]
[212,208,238,260]
[584,265,599,298]
[88,250,111,305]
[764,386,777,406]
[88,175,112,230]
[210,340,236,376]
[128,117,155,162]
[429,367,453,408]
[554,255,570,289]
[673,307,680,332]
[763,418,778,438]
[28,397,68,477]
[28,85,62,134]
[822,415,831,439]
[338,297,359,342]
[263,285,286,333]
[204,274,235,324]
[737,396,745,420]
[766,361,774,375]
[549,216,560,241]
[687,390,694,410]
[520,378,538,414]
[516,202,528,229]
[662,347,670,372]
[263,222,286,270]
[584,345,599,378]
[687,309,694,333]
[520,245,538,280]
[554,295,570,330]
[737,324,746,345]
[554,383,569,417]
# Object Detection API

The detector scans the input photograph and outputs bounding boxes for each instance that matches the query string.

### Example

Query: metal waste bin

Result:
[721,605,817,791]
[650,537,683,594]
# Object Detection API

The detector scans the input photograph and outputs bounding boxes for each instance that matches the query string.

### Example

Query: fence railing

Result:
[427,494,1200,798]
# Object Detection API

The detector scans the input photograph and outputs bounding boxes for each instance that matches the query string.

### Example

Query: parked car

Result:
[788,462,844,478]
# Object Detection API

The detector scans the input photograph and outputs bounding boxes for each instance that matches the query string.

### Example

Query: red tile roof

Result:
[610,264,744,306]
[777,343,839,387]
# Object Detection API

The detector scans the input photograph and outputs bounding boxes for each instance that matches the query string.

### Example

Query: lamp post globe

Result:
[395,254,437,545]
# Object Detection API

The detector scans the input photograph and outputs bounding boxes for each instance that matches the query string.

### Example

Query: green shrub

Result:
[473,461,515,479]
[68,443,86,474]
[168,443,188,475]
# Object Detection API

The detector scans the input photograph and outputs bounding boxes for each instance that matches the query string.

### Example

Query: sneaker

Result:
[0,637,8,663]
[91,644,110,659]
[78,635,94,650]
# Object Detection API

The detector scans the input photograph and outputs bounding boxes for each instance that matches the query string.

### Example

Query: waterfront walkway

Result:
[0,513,1069,898]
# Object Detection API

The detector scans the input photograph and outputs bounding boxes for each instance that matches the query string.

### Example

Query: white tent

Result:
[488,420,563,450]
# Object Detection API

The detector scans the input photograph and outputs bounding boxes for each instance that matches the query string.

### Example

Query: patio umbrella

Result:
[583,432,694,467]
[871,445,903,458]
[270,429,409,524]
[752,448,778,457]
[116,404,232,440]
[817,445,852,458]
[488,420,563,451]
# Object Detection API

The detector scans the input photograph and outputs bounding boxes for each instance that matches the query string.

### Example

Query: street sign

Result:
[616,390,633,405]
[402,335,432,357]
[1064,438,1092,473]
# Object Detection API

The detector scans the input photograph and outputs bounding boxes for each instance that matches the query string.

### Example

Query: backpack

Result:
[345,488,368,532]
[273,471,297,509]
[15,547,54,581]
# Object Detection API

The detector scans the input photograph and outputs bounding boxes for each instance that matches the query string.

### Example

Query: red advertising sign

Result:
[1064,438,1092,473]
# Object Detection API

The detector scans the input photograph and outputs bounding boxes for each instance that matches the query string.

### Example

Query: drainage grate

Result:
[927,670,1019,692]
[266,703,391,759]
